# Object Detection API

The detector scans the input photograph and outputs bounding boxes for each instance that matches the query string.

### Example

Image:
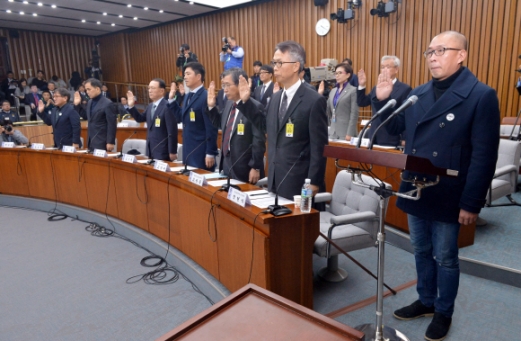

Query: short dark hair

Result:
[37,69,45,75]
[55,88,70,102]
[85,78,102,89]
[1,100,10,106]
[253,60,262,67]
[184,62,205,82]
[41,90,51,96]
[181,43,190,50]
[51,75,59,81]
[260,64,274,74]
[275,40,306,72]
[221,68,248,85]
[151,78,166,89]
[335,63,353,80]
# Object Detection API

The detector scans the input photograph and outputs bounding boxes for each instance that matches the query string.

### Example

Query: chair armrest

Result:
[330,211,377,226]
[314,192,332,203]
[494,165,517,178]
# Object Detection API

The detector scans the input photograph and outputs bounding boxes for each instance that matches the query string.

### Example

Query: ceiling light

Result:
[6,9,12,13]
[20,11,24,15]
[8,0,14,2]
[81,19,86,22]
[23,1,28,4]
[37,2,42,6]
[51,4,56,8]
[111,23,115,26]
[118,14,123,18]
[97,21,100,24]
[32,13,37,16]
[159,9,163,13]
[103,12,107,15]
[144,7,148,10]
[189,1,194,4]
[127,4,132,7]
[133,17,137,20]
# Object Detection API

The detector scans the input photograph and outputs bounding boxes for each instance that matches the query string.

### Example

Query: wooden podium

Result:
[156,284,364,341]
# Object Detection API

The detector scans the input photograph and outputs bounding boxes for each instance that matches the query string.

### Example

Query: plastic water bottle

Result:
[300,178,312,213]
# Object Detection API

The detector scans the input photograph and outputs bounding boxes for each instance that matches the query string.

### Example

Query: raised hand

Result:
[178,83,185,96]
[358,69,367,87]
[127,90,135,107]
[168,82,176,100]
[375,68,393,101]
[37,99,45,113]
[238,75,251,103]
[318,81,325,95]
[207,81,217,108]
[73,91,81,106]
[248,77,252,89]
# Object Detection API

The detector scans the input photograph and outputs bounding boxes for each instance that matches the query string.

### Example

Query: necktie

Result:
[152,104,157,118]
[222,103,237,156]
[260,85,266,99]
[186,92,194,106]
[278,92,288,124]
[103,92,106,97]
[34,94,39,104]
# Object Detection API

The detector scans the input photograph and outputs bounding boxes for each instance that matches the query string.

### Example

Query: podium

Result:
[323,145,458,341]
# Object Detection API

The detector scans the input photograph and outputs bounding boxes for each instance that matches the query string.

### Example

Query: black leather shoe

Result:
[425,312,452,341]
[393,300,435,321]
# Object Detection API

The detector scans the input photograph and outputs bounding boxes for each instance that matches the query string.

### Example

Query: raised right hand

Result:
[168,82,176,100]
[37,99,45,113]
[207,81,216,108]
[73,91,81,106]
[238,75,251,103]
[127,91,135,107]
[358,69,367,87]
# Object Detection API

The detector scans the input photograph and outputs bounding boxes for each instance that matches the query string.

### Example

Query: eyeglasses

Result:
[423,47,462,58]
[270,61,298,68]
[259,71,271,75]
[221,83,236,89]
[334,72,346,76]
[53,95,62,98]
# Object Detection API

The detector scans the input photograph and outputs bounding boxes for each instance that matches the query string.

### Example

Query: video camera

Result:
[222,37,231,52]
[307,59,338,82]
[1,117,13,132]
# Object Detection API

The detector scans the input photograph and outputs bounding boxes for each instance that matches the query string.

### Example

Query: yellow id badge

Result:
[237,120,245,135]
[286,121,294,137]
[190,109,196,122]
[155,117,161,127]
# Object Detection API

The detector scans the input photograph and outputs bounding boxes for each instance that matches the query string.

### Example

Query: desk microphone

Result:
[87,130,101,153]
[147,134,172,165]
[267,151,306,216]
[179,137,210,175]
[220,144,252,192]
[368,95,418,150]
[356,99,396,148]
[118,130,137,158]
[58,132,73,150]
[28,132,53,148]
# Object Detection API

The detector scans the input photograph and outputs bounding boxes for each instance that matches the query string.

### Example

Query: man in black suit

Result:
[37,88,81,149]
[253,64,274,107]
[238,40,328,199]
[206,68,265,183]
[73,78,117,151]
[126,78,178,161]
[357,55,412,146]
[25,85,41,121]
[101,84,111,99]
[1,71,16,105]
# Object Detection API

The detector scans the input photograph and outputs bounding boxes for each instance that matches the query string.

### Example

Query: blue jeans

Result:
[408,214,460,318]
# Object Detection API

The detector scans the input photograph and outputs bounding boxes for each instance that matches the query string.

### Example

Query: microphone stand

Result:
[147,134,172,165]
[118,130,137,158]
[28,132,53,148]
[179,137,210,175]
[267,152,305,216]
[356,99,397,148]
[220,144,252,192]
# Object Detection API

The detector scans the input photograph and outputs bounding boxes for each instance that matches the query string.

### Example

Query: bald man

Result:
[372,31,500,341]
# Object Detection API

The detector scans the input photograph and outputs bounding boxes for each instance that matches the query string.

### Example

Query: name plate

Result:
[189,171,207,186]
[350,137,370,147]
[227,187,251,207]
[154,161,171,172]
[122,154,137,163]
[31,143,45,150]
[93,149,108,158]
[62,145,76,153]
[1,142,15,148]
[117,122,129,127]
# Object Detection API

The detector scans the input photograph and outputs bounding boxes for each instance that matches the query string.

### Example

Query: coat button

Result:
[433,151,438,157]
[439,122,445,128]
[411,149,416,154]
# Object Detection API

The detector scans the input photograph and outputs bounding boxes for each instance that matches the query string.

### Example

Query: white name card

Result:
[31,143,45,150]
[117,122,129,127]
[189,171,207,186]
[93,149,108,158]
[1,142,15,148]
[154,161,171,172]
[227,187,251,207]
[350,137,370,147]
[62,145,76,153]
[122,154,137,163]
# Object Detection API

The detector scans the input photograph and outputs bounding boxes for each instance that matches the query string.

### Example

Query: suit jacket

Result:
[207,98,266,182]
[216,89,227,113]
[128,99,178,160]
[238,82,328,199]
[25,93,41,115]
[0,110,21,124]
[327,83,359,138]
[253,82,274,108]
[101,91,111,99]
[357,80,412,146]
[373,67,500,223]
[172,88,218,170]
[38,103,81,148]
[75,96,117,151]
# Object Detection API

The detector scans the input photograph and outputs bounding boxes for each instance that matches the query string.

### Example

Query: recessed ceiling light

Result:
[189,1,194,4]
[127,4,132,7]
[32,13,37,16]
[103,12,107,15]
[23,1,28,4]
[118,14,123,18]
[51,4,56,8]
[81,19,86,22]
[37,2,42,6]
[8,0,14,2]
[159,9,163,13]
[111,23,115,26]
[6,9,11,13]
[97,21,100,24]
[133,17,138,20]
[144,7,148,10]
[20,11,24,15]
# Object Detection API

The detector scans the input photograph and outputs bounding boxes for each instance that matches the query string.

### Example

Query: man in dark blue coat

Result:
[170,62,218,170]
[357,56,412,146]
[373,31,500,341]
[37,88,81,149]
[126,78,178,161]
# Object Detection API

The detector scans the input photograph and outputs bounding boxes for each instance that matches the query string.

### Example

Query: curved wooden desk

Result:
[0,148,318,308]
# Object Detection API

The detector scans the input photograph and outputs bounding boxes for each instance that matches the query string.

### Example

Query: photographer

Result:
[0,117,28,145]
[176,44,198,70]
[219,36,244,70]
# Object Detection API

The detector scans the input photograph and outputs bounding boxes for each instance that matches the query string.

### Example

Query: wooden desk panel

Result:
[82,158,119,218]
[0,149,30,197]
[145,173,172,242]
[17,124,54,146]
[51,154,90,209]
[23,151,56,201]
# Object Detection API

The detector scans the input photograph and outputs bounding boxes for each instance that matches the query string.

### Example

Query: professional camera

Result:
[222,37,231,52]
[1,117,13,132]
[179,46,185,54]
[308,58,338,82]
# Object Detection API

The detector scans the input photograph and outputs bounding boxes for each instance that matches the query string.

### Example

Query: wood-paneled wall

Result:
[0,28,94,82]
[99,0,521,118]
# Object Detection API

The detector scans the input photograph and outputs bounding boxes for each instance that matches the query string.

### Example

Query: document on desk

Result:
[207,179,246,187]
[203,173,227,179]
[75,149,88,153]
[247,192,293,208]
[170,165,197,172]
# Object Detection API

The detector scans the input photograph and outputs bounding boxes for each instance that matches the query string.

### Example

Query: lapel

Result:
[54,106,63,126]
[149,99,165,128]
[183,89,203,116]
[278,83,304,133]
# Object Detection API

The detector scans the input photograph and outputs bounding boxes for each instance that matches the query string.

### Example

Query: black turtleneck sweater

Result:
[90,93,102,111]
[432,66,464,101]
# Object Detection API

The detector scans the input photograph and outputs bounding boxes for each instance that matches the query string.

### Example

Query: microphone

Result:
[179,137,211,175]
[368,95,418,150]
[220,144,252,192]
[87,130,101,153]
[268,151,306,216]
[28,132,53,148]
[147,134,172,165]
[58,132,73,150]
[118,130,137,158]
[356,99,397,148]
